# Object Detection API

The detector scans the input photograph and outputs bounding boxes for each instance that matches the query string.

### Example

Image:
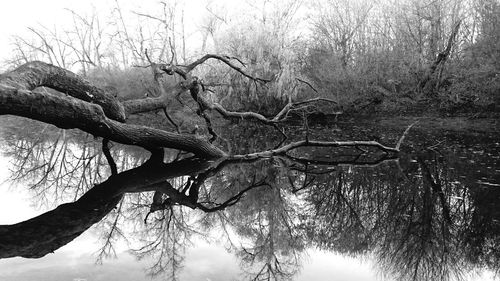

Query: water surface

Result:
[0,116,499,281]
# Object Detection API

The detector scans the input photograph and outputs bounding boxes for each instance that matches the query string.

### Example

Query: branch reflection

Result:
[1,119,499,281]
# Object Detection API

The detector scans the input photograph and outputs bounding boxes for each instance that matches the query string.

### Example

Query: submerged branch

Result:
[230,140,399,161]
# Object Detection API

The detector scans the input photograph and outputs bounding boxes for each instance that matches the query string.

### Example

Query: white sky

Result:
[0,0,310,70]
[0,0,210,67]
[0,0,100,63]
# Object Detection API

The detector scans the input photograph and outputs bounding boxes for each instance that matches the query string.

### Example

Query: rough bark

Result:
[0,60,401,159]
[0,61,126,122]
[0,84,226,158]
[121,78,195,115]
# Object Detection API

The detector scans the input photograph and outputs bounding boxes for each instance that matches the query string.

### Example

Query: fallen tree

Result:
[0,55,414,266]
[0,56,404,162]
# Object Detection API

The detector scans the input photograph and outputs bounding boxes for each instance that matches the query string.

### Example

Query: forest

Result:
[3,0,499,119]
[0,0,499,281]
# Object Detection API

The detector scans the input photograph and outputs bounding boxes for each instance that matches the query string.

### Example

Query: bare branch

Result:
[295,78,318,93]
[185,54,270,83]
[160,54,270,83]
[197,182,267,212]
[229,139,399,161]
[102,139,118,175]
[196,90,337,125]
[396,120,419,150]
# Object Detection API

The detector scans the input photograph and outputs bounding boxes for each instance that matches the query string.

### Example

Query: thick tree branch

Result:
[0,85,226,158]
[121,76,197,115]
[0,61,126,122]
[0,60,397,162]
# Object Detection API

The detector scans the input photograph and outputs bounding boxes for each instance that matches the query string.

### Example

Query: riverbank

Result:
[305,108,500,133]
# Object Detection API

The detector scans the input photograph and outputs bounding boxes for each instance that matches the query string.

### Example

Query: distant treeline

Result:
[5,0,500,116]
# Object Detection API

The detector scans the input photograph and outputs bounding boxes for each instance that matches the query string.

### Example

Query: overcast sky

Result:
[0,0,100,64]
[0,0,311,70]
[0,0,211,67]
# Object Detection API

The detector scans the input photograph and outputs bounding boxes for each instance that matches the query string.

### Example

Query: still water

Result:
[0,116,498,281]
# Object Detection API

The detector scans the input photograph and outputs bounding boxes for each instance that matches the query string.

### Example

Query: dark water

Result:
[0,116,499,281]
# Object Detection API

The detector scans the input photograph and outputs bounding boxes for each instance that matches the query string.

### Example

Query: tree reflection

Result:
[1,118,499,281]
[213,163,305,280]
[1,117,151,206]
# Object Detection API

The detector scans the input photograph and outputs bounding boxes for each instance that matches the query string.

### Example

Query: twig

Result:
[168,37,175,65]
[184,54,271,83]
[396,120,419,150]
[162,108,180,133]
[292,97,337,107]
[273,124,287,149]
[295,78,318,93]
[426,140,444,150]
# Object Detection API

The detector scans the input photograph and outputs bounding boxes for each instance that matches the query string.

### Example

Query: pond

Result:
[0,116,499,281]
